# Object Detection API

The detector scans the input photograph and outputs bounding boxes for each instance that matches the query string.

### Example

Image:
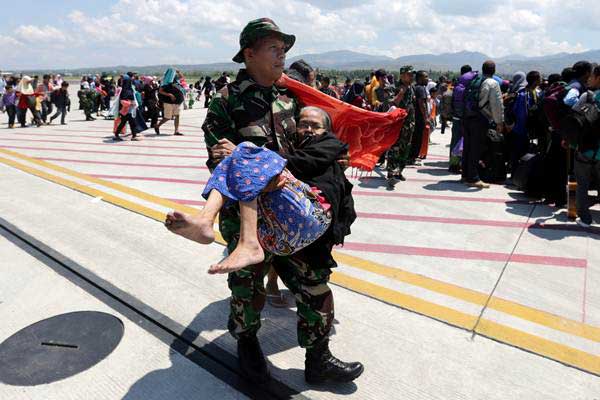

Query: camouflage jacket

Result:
[202,69,299,171]
[396,83,416,120]
[201,69,300,246]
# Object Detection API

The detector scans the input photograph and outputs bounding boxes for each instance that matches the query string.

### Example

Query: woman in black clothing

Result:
[142,76,160,128]
[113,75,138,141]
[202,76,214,108]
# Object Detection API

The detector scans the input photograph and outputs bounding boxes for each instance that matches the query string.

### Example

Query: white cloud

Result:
[0,35,23,48]
[13,25,68,43]
[0,0,596,69]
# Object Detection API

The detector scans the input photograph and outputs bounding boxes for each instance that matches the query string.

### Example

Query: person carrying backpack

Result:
[566,64,599,227]
[448,65,473,173]
[509,71,541,175]
[461,61,504,188]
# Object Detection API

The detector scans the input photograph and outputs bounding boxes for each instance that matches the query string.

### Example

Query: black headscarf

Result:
[120,75,134,100]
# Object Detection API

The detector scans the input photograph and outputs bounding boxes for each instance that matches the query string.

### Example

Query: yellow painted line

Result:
[335,272,599,375]
[2,147,598,343]
[476,319,600,375]
[0,148,200,216]
[334,252,600,343]
[331,271,477,330]
[1,154,598,375]
[486,297,600,344]
[0,157,166,222]
[1,147,598,342]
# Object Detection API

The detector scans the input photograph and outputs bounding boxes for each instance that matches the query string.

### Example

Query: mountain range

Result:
[286,49,600,75]
[34,49,600,76]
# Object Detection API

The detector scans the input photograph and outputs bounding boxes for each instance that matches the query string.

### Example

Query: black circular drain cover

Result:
[0,311,124,386]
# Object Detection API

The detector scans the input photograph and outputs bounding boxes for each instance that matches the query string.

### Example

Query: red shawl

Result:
[277,74,407,171]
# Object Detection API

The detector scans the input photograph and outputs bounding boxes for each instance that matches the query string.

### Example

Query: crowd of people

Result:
[285,58,600,227]
[2,52,599,226]
[0,69,229,140]
[0,73,71,128]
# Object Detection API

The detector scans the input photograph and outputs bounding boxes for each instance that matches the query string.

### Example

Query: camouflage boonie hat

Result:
[232,18,296,63]
[400,65,415,74]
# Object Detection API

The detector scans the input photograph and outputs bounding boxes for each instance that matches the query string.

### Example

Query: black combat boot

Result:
[304,339,364,384]
[237,335,270,384]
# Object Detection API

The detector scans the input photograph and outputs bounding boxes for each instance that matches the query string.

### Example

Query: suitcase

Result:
[479,129,507,183]
[513,153,545,196]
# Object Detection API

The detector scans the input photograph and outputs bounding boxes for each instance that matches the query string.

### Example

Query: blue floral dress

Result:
[202,142,331,255]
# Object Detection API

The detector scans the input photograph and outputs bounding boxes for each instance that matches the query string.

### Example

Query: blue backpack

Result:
[451,71,479,118]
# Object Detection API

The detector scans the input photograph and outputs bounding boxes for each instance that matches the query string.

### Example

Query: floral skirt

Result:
[202,142,331,256]
[257,170,331,256]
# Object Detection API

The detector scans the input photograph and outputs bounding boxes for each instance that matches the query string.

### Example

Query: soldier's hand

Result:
[211,138,235,161]
[337,151,350,170]
[263,173,287,192]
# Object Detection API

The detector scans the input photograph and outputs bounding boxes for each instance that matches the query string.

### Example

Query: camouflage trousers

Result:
[386,118,415,175]
[79,99,93,117]
[220,206,334,349]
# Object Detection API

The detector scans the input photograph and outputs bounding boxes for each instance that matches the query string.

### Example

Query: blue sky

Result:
[1,0,597,70]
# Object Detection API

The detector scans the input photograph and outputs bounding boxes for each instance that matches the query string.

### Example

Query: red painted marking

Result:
[1,145,208,159]
[338,242,587,268]
[352,189,529,204]
[582,266,588,323]
[49,127,205,137]
[85,173,528,205]
[169,198,206,206]
[163,198,586,268]
[348,176,449,183]
[165,198,594,234]
[13,131,205,144]
[35,157,444,182]
[90,174,207,185]
[356,212,528,228]
[38,157,208,170]
[88,174,520,203]
[0,137,208,151]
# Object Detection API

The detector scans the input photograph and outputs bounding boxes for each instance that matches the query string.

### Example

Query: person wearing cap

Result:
[200,17,363,385]
[386,65,417,186]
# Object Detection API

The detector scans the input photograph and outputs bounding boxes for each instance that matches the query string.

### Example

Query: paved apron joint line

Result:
[1,139,598,377]
[0,218,306,400]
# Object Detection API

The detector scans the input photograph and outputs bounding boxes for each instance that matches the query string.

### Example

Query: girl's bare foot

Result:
[208,242,264,274]
[165,210,215,244]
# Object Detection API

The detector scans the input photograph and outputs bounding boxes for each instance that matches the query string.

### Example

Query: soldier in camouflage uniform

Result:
[77,82,97,121]
[386,66,416,187]
[201,18,363,385]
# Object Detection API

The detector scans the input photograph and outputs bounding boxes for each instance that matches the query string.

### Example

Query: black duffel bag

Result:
[479,129,507,183]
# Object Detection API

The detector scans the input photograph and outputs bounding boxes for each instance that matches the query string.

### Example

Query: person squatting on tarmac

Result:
[165,18,364,385]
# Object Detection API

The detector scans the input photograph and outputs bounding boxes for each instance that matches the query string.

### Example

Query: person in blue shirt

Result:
[564,61,593,107]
